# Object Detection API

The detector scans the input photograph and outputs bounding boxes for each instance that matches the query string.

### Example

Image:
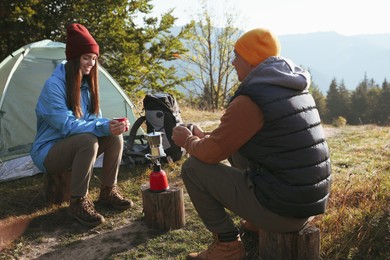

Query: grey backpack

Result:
[125,93,185,163]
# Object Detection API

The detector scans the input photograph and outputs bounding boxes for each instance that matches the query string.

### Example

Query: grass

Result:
[180,105,223,124]
[313,125,390,259]
[0,111,389,259]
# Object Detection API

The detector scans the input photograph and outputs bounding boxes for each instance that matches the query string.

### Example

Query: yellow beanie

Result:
[234,28,281,66]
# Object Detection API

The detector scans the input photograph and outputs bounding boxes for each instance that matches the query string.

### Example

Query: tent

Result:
[0,40,140,182]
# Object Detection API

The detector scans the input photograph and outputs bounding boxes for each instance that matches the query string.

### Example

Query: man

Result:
[172,28,331,259]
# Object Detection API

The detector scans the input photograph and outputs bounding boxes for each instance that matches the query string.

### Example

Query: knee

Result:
[181,157,203,180]
[113,134,124,146]
[182,156,197,173]
[108,135,123,150]
[77,133,98,149]
[98,135,123,154]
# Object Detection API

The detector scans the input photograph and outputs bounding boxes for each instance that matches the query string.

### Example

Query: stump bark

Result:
[259,225,320,260]
[141,183,185,230]
[43,171,71,205]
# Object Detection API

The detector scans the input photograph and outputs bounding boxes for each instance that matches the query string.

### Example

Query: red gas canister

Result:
[149,163,169,192]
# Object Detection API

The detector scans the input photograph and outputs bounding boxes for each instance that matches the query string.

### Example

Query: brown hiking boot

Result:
[187,236,246,260]
[68,197,105,227]
[98,185,134,210]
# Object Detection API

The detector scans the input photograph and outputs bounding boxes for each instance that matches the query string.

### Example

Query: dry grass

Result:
[313,125,389,259]
[180,105,223,125]
[0,115,389,259]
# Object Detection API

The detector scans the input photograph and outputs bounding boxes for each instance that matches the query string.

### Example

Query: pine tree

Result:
[374,79,390,125]
[309,82,327,119]
[350,74,378,124]
[338,81,351,121]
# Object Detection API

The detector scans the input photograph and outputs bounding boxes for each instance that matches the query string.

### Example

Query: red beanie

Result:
[65,23,99,61]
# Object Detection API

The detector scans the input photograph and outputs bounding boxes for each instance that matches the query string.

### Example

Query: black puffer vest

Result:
[232,83,331,218]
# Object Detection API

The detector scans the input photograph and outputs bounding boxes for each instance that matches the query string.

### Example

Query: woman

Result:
[31,23,133,227]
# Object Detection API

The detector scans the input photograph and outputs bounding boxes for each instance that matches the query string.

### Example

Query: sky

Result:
[149,0,390,36]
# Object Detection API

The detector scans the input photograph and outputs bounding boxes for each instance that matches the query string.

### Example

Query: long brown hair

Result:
[65,58,100,118]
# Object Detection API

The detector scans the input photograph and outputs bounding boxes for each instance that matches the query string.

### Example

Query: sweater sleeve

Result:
[184,95,264,163]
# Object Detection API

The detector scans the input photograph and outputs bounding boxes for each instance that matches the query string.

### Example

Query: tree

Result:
[365,79,388,125]
[350,74,377,124]
[0,0,192,99]
[375,79,390,125]
[0,0,50,60]
[337,81,351,120]
[325,78,350,123]
[309,81,327,119]
[325,79,339,122]
[179,2,241,110]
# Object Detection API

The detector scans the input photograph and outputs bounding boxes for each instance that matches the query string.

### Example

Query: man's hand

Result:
[172,125,193,147]
[192,124,208,138]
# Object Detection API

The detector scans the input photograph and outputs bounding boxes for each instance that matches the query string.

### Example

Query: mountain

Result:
[279,32,390,93]
[171,27,390,94]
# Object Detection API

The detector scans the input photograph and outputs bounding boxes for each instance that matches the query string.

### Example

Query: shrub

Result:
[332,116,347,127]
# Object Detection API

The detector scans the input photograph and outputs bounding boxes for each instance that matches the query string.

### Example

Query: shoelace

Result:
[110,186,124,200]
[82,198,98,215]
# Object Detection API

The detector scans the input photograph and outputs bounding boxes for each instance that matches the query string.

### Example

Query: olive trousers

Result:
[181,154,311,234]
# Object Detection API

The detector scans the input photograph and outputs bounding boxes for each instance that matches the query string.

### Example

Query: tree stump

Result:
[141,183,185,230]
[259,225,320,260]
[43,171,71,205]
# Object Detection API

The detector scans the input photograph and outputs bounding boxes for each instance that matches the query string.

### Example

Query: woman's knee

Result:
[77,133,99,149]
[112,134,124,146]
[102,135,123,148]
[97,135,123,156]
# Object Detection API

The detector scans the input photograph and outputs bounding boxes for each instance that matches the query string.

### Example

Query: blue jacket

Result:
[231,57,331,218]
[30,63,111,172]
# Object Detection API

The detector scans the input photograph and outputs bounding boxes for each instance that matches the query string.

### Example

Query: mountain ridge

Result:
[171,27,390,93]
[279,31,390,92]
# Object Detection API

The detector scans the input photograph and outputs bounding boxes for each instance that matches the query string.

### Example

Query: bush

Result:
[332,116,347,127]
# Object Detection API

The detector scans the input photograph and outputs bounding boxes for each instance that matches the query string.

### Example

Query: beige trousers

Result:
[44,133,123,197]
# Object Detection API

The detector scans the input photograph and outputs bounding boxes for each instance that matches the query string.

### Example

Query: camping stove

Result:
[145,131,169,192]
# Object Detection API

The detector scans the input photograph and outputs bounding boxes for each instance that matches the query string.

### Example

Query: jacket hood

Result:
[241,56,311,91]
[52,62,67,83]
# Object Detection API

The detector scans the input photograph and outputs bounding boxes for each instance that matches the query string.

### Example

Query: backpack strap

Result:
[126,115,146,152]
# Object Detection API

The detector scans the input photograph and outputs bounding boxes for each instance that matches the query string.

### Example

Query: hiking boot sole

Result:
[68,211,105,227]
[98,199,134,210]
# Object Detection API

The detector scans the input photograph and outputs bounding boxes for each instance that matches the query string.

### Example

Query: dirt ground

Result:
[0,126,339,259]
[0,200,165,259]
[25,221,148,259]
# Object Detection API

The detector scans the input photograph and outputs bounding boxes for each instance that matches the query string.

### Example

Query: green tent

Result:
[0,40,140,182]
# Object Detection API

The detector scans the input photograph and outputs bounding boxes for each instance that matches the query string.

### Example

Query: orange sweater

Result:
[184,95,264,163]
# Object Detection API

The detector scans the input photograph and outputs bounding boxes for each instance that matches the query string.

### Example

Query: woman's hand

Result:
[110,118,129,135]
